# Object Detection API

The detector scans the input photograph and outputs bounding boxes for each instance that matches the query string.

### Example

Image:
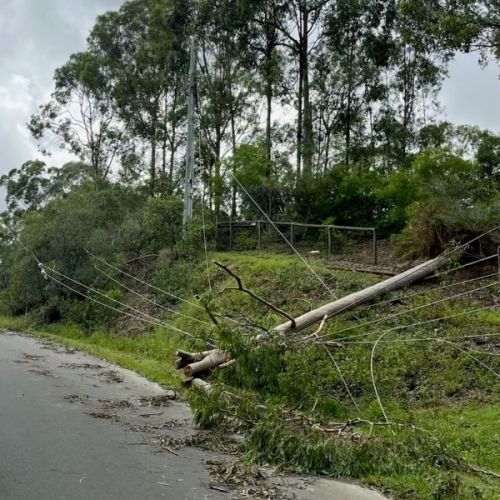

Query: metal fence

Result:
[216,220,378,265]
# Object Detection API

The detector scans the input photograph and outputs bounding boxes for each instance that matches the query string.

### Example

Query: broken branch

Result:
[214,261,296,328]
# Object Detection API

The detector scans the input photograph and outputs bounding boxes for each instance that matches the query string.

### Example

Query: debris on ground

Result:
[99,369,124,383]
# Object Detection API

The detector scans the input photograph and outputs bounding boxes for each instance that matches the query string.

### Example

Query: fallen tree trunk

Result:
[183,349,230,377]
[175,349,213,369]
[191,378,213,395]
[274,255,449,335]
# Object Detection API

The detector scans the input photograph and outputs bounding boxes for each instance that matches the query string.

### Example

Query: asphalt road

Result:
[0,331,386,500]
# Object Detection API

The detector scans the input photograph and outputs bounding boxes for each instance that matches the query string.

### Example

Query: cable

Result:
[201,186,213,293]
[229,171,338,299]
[327,302,500,345]
[329,331,500,345]
[303,226,500,335]
[94,265,212,327]
[86,250,205,310]
[42,264,199,340]
[369,307,500,427]
[43,271,192,336]
[438,339,500,378]
[320,277,499,340]
[361,270,499,312]
[423,253,499,280]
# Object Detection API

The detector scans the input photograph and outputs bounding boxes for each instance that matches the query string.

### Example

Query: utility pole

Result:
[183,37,197,227]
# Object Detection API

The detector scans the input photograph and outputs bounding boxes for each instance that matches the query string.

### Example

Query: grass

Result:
[0,316,184,389]
[1,250,499,498]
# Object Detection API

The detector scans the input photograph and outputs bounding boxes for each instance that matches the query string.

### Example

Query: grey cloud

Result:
[0,1,499,211]
[0,0,123,192]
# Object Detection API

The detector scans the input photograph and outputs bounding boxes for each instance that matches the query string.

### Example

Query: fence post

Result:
[257,221,261,250]
[229,218,233,250]
[327,226,332,260]
[373,229,378,266]
[290,223,294,245]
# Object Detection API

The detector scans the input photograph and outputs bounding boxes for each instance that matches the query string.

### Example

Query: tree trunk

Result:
[296,52,303,179]
[214,129,222,217]
[150,135,157,196]
[302,6,313,177]
[274,255,449,335]
[265,71,273,174]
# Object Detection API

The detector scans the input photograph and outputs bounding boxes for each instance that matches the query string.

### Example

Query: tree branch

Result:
[214,261,296,328]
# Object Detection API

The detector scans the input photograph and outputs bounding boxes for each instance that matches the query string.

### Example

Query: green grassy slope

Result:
[2,251,499,498]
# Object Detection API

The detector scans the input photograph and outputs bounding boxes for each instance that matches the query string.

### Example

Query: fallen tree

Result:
[273,255,449,335]
[176,255,449,389]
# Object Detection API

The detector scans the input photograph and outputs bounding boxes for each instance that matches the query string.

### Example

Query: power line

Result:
[322,303,500,347]
[87,251,205,310]
[229,171,338,299]
[94,265,212,327]
[361,270,499,312]
[320,277,499,341]
[41,264,199,340]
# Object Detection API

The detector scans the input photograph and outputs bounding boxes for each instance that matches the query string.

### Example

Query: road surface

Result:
[0,331,386,500]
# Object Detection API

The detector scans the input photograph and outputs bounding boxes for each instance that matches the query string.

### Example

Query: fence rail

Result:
[216,220,378,265]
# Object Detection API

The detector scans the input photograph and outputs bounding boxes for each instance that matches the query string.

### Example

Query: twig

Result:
[203,304,219,326]
[214,261,297,328]
[464,462,500,480]
[321,418,429,435]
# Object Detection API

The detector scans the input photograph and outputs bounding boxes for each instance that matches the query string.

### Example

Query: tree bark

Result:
[274,255,449,335]
[302,5,313,177]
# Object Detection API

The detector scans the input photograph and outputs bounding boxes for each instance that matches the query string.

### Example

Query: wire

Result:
[320,278,499,340]
[42,264,199,340]
[86,251,205,310]
[323,344,361,412]
[304,227,500,336]
[438,339,500,378]
[43,271,193,337]
[229,171,338,299]
[201,186,213,293]
[326,302,500,345]
[423,253,499,280]
[94,265,212,327]
[329,331,500,345]
[369,309,500,427]
[361,271,499,312]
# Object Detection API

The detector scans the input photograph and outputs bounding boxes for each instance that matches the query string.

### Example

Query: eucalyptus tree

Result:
[379,0,450,167]
[314,0,388,169]
[88,0,192,195]
[273,0,329,178]
[196,0,261,216]
[29,51,129,182]
[244,0,289,170]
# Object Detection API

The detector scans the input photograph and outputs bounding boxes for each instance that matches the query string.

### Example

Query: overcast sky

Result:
[0,0,499,203]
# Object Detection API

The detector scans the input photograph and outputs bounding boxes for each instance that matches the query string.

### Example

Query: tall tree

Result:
[29,51,128,182]
[275,0,328,178]
[197,0,260,217]
[246,0,287,171]
[88,0,191,195]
